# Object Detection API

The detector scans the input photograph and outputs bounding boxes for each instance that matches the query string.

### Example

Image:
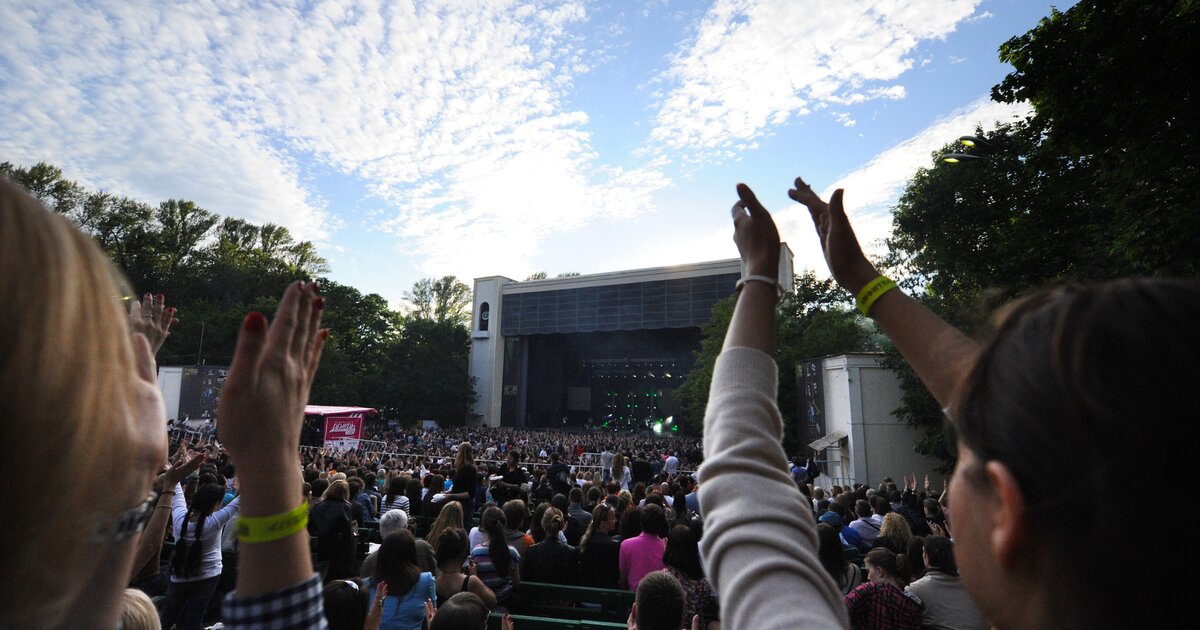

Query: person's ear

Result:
[985,460,1029,570]
[627,602,638,630]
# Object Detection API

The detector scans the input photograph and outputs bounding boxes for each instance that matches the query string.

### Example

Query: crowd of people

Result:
[2,167,1189,630]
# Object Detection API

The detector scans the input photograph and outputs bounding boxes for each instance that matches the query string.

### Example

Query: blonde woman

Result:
[426,501,465,554]
[872,513,913,556]
[447,442,478,517]
[0,180,329,628]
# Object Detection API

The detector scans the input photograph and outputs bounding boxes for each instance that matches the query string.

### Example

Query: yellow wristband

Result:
[856,276,898,317]
[236,503,309,544]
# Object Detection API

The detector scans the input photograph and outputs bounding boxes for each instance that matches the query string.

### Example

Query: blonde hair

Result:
[324,479,351,501]
[454,442,474,471]
[121,589,161,630]
[541,506,566,536]
[879,512,913,550]
[0,179,146,626]
[426,500,464,552]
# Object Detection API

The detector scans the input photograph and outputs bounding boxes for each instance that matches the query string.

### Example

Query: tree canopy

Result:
[882,0,1200,469]
[1,161,476,426]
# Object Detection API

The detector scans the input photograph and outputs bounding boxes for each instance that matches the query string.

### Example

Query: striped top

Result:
[470,543,521,602]
[380,495,411,517]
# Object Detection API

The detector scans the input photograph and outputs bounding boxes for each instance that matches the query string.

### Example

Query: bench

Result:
[487,613,626,630]
[517,582,634,623]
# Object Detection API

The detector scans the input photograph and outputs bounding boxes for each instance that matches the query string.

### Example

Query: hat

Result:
[818,511,844,529]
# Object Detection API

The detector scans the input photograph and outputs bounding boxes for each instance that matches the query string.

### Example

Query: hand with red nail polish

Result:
[219,280,328,598]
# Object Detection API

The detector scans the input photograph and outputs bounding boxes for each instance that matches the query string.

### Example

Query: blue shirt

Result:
[368,572,435,630]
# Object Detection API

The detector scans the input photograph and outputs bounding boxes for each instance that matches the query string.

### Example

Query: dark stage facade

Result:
[468,252,794,431]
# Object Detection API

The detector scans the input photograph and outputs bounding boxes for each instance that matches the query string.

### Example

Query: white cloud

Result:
[648,0,982,156]
[0,0,669,269]
[770,96,1033,275]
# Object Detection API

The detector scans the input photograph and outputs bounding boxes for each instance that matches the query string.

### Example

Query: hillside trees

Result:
[1,160,475,425]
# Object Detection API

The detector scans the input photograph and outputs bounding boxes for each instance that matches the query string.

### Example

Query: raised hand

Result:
[731,183,781,279]
[366,581,389,630]
[788,177,878,294]
[128,334,169,480]
[502,612,516,630]
[127,292,178,355]
[164,451,206,488]
[218,281,326,471]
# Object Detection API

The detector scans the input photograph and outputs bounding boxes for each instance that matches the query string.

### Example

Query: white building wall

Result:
[468,276,511,427]
[820,354,943,488]
[158,366,183,421]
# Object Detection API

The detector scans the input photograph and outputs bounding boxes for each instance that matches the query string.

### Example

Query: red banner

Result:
[323,414,363,450]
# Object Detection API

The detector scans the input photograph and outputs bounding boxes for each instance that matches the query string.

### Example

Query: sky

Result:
[0,0,1064,307]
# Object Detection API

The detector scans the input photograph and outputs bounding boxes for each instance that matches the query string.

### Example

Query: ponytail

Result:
[481,506,510,577]
[171,483,224,579]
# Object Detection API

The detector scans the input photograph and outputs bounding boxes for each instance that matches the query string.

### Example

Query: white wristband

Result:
[735,274,783,299]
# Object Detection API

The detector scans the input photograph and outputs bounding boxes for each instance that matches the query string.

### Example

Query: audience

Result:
[3,160,1189,630]
[578,502,622,589]
[369,530,437,630]
[620,503,668,590]
[521,507,580,584]
[844,548,922,630]
[904,536,988,630]
[433,529,497,609]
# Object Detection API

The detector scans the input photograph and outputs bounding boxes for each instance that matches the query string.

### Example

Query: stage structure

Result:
[469,250,794,430]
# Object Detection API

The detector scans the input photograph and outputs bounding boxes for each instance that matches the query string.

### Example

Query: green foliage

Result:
[884,0,1200,469]
[403,276,472,325]
[380,318,476,425]
[676,271,877,453]
[2,160,475,426]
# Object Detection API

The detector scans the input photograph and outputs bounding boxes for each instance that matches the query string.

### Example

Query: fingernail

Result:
[157,293,164,301]
[243,312,268,332]
[311,281,320,294]
[321,329,330,339]
[314,297,325,310]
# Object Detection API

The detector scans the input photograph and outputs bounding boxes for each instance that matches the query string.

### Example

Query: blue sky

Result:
[0,0,1064,306]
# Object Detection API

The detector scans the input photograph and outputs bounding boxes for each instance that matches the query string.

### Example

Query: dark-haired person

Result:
[579,502,622,589]
[380,477,411,517]
[430,593,515,630]
[491,450,528,505]
[434,528,496,609]
[160,482,241,630]
[662,525,714,624]
[620,503,667,590]
[844,548,922,630]
[628,570,687,630]
[904,537,987,630]
[817,523,862,596]
[848,500,880,550]
[369,530,436,630]
[322,578,369,630]
[470,505,522,609]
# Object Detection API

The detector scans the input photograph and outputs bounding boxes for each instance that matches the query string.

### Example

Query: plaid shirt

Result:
[223,574,328,630]
[844,580,923,630]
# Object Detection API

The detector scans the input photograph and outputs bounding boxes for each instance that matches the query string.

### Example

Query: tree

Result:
[403,276,471,325]
[676,271,877,451]
[525,271,548,280]
[382,318,476,425]
[882,0,1200,470]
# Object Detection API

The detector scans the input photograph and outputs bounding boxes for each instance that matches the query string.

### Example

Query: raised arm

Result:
[220,281,327,599]
[698,184,847,630]
[788,178,976,408]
